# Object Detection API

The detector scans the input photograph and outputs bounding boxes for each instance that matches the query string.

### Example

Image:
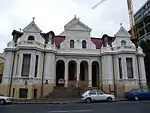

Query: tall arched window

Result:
[82,40,86,48]
[28,36,35,41]
[70,40,74,48]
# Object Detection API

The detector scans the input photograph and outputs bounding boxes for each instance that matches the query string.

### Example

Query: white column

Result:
[43,53,55,84]
[29,53,35,77]
[37,53,42,78]
[18,53,23,77]
[88,64,92,87]
[122,56,128,79]
[133,56,139,79]
[101,56,107,84]
[64,62,68,87]
[76,61,80,87]
[106,56,113,84]
[12,53,18,77]
[138,57,146,84]
[116,58,120,80]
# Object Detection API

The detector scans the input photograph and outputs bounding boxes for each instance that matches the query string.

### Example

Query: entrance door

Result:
[92,61,99,87]
[34,89,37,99]
[56,60,65,86]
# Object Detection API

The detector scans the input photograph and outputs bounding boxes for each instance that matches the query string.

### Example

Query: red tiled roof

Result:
[91,37,102,49]
[54,36,103,49]
[53,36,65,47]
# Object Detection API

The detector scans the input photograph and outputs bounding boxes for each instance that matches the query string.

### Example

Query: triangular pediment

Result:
[23,21,42,33]
[64,16,92,32]
[115,25,131,38]
[67,22,91,31]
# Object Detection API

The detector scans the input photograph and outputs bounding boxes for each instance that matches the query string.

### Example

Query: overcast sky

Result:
[0,0,147,52]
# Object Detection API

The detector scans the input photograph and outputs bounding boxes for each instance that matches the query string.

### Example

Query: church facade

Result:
[0,16,147,99]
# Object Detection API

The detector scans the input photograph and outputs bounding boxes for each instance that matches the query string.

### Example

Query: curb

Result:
[12,98,128,104]
[13,101,82,104]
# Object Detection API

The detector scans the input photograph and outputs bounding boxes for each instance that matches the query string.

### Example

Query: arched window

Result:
[70,40,74,48]
[28,36,35,41]
[121,40,126,46]
[82,40,86,48]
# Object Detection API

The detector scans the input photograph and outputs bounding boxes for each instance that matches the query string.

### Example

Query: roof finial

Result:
[32,17,35,21]
[74,15,76,19]
[120,23,123,26]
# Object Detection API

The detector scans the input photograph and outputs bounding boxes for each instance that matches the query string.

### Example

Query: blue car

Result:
[124,88,150,101]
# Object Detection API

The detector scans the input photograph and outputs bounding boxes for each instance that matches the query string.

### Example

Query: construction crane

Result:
[92,0,136,39]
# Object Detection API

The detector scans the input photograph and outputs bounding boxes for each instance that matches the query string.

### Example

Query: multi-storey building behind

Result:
[134,0,150,40]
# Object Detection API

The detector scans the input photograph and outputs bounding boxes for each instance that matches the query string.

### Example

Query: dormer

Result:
[112,24,135,51]
[18,18,45,44]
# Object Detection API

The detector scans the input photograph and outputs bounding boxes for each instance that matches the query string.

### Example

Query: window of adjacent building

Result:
[19,88,28,98]
[28,36,35,40]
[121,40,126,46]
[118,58,123,79]
[82,40,86,48]
[126,58,133,79]
[146,24,150,33]
[139,29,145,37]
[21,54,31,77]
[70,40,74,48]
[34,55,39,77]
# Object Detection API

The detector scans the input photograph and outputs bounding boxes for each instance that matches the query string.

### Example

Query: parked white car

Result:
[0,94,14,105]
[81,90,115,103]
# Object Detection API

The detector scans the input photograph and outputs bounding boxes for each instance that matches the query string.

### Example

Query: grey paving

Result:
[0,101,150,113]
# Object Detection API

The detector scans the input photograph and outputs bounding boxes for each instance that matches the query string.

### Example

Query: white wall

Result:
[43,52,56,85]
[18,32,45,44]
[2,52,14,84]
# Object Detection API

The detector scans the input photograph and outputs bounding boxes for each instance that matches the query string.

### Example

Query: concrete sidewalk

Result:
[13,98,127,104]
[13,98,82,104]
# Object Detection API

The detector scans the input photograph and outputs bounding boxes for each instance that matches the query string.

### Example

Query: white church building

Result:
[0,16,147,99]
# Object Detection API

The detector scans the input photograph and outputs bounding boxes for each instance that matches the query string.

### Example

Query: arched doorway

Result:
[56,60,65,86]
[68,61,77,81]
[92,61,99,87]
[80,61,88,86]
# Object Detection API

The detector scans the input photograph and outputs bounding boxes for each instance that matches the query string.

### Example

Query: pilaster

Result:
[106,55,113,84]
[76,61,80,87]
[122,56,128,79]
[18,53,23,77]
[88,64,92,87]
[29,52,35,77]
[64,61,68,87]
[138,56,146,84]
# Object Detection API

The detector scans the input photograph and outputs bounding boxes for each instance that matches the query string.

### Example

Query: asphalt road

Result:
[0,101,150,113]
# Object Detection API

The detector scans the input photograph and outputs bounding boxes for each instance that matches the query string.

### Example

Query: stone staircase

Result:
[44,87,80,98]
[44,86,100,98]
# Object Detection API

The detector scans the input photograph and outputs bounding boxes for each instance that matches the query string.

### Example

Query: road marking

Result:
[48,109,93,113]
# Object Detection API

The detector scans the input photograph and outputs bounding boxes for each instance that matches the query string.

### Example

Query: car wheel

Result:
[0,99,6,105]
[107,97,112,102]
[85,98,92,103]
[134,96,139,101]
